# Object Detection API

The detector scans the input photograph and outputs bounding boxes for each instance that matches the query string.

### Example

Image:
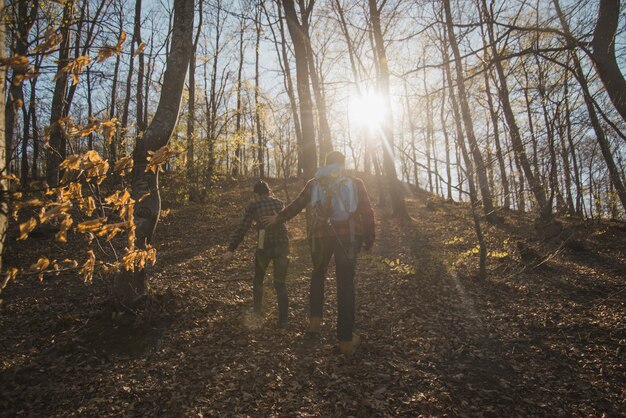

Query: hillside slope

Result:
[1,179,624,416]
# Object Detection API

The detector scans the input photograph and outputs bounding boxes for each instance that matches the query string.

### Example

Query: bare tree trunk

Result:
[480,0,550,220]
[281,0,317,179]
[5,0,37,175]
[113,0,194,310]
[563,62,583,215]
[187,0,203,180]
[134,0,146,133]
[29,76,39,179]
[20,101,30,185]
[254,5,264,178]
[443,0,497,223]
[304,23,332,165]
[442,19,486,278]
[0,2,7,272]
[232,12,245,178]
[46,0,73,186]
[368,0,409,220]
[483,63,510,209]
[109,50,121,162]
[589,0,626,125]
[554,0,626,213]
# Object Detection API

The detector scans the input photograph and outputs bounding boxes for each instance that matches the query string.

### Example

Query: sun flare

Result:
[349,91,387,131]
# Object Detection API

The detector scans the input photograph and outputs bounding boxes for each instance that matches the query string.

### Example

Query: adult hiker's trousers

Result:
[310,236,359,342]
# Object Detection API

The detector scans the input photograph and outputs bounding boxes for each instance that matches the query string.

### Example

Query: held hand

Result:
[262,211,278,227]
[222,250,234,262]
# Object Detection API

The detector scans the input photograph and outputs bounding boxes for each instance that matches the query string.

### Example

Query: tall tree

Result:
[0,2,8,273]
[281,0,317,179]
[45,1,73,186]
[479,0,550,221]
[553,0,626,212]
[589,0,626,125]
[443,0,497,223]
[368,0,409,220]
[113,0,195,310]
[5,0,37,175]
[187,0,203,179]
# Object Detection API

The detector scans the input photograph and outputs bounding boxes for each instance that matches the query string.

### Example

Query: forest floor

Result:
[1,178,625,417]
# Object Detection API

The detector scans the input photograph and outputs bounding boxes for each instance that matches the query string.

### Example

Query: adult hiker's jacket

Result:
[275,176,375,249]
[229,195,288,252]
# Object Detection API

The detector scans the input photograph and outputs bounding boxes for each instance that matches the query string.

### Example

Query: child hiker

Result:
[223,180,290,327]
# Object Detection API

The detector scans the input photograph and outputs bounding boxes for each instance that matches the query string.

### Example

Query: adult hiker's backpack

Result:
[311,175,358,223]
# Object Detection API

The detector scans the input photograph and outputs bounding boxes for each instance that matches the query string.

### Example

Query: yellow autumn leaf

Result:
[0,55,30,72]
[82,196,96,216]
[79,250,96,283]
[55,214,73,243]
[32,31,63,55]
[76,217,107,233]
[134,41,147,56]
[113,155,133,176]
[39,201,72,224]
[18,218,37,240]
[32,257,50,272]
[1,267,19,290]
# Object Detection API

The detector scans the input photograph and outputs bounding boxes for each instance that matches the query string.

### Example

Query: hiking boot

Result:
[308,317,322,333]
[339,333,361,355]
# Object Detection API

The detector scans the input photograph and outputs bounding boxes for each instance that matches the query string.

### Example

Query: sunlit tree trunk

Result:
[46,0,73,186]
[5,0,36,175]
[29,76,39,179]
[254,4,264,178]
[187,0,202,180]
[482,56,510,209]
[0,2,7,272]
[553,0,626,213]
[134,0,146,134]
[113,0,194,310]
[281,0,317,179]
[442,20,486,278]
[480,0,550,220]
[589,0,626,125]
[368,0,409,220]
[443,0,497,223]
[231,12,245,178]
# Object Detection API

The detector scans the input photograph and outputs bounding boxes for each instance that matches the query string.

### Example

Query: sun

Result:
[349,91,387,131]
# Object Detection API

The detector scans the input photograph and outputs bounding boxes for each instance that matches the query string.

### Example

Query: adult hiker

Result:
[224,180,290,327]
[263,151,375,355]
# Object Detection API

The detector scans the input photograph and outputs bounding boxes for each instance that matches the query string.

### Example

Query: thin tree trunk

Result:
[20,101,30,185]
[483,64,510,208]
[113,0,194,310]
[135,0,145,133]
[187,0,203,179]
[254,5,264,178]
[554,0,626,213]
[442,16,486,278]
[46,1,73,186]
[29,77,39,179]
[232,13,245,178]
[443,0,496,222]
[0,2,7,272]
[368,0,409,220]
[589,0,626,125]
[281,0,317,179]
[480,0,550,220]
